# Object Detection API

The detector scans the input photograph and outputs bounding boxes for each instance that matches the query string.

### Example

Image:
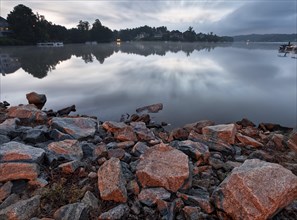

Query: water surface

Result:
[1,42,296,129]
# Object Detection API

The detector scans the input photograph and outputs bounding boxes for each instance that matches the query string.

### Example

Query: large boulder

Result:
[47,139,83,161]
[0,162,40,182]
[97,157,127,203]
[0,195,41,220]
[50,117,97,139]
[202,124,237,144]
[136,143,189,192]
[0,141,45,163]
[7,104,47,122]
[26,92,47,109]
[212,159,297,220]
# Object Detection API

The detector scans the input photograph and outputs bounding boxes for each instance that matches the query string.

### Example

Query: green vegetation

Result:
[2,4,233,45]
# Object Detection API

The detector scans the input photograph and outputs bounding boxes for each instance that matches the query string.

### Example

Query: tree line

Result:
[2,4,233,45]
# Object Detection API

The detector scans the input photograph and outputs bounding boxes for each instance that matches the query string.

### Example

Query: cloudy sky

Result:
[1,0,296,35]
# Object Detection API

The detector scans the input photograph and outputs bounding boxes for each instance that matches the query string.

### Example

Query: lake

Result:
[0,42,296,129]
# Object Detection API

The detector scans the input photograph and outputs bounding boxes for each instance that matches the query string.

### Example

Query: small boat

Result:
[37,42,64,47]
[279,42,297,53]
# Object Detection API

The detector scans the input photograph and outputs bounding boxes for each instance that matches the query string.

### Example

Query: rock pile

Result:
[0,96,296,220]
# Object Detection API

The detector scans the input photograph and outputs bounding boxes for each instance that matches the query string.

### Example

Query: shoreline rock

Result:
[0,96,296,219]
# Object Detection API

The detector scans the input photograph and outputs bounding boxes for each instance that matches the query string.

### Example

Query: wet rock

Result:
[0,181,13,202]
[53,202,88,220]
[49,129,74,141]
[177,188,214,214]
[102,121,128,133]
[259,122,293,133]
[267,133,286,150]
[169,127,189,141]
[131,142,149,157]
[212,159,297,220]
[81,191,99,209]
[202,124,237,144]
[0,118,19,135]
[114,126,137,142]
[50,117,97,139]
[57,105,76,116]
[93,143,108,158]
[138,187,171,206]
[47,139,83,161]
[136,143,189,192]
[0,162,39,182]
[0,141,45,163]
[58,160,84,174]
[171,140,210,162]
[98,204,129,220]
[0,134,10,145]
[288,131,297,153]
[0,193,20,210]
[184,120,215,134]
[236,118,256,127]
[131,122,155,141]
[182,206,201,220]
[98,157,127,203]
[23,128,47,144]
[236,133,263,147]
[26,92,47,109]
[7,104,47,122]
[136,103,163,113]
[108,148,126,160]
[0,195,41,220]
[127,180,140,196]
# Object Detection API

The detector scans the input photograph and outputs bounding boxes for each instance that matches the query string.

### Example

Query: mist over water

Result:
[1,42,296,129]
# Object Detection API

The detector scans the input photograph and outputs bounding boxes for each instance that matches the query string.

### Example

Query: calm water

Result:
[0,42,296,129]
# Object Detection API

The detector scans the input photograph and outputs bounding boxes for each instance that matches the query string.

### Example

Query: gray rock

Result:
[131,141,149,157]
[0,141,45,163]
[0,134,10,145]
[0,118,20,135]
[0,195,41,220]
[136,103,163,113]
[0,193,20,209]
[23,128,47,143]
[171,140,210,162]
[0,181,13,202]
[131,122,155,141]
[50,117,97,139]
[138,187,171,206]
[50,129,74,141]
[178,189,214,214]
[54,202,88,220]
[81,191,99,209]
[98,204,129,220]
[47,139,83,161]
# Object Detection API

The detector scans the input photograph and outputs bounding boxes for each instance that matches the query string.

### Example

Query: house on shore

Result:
[0,17,11,37]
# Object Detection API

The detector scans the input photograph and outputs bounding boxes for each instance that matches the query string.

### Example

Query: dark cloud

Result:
[211,1,297,35]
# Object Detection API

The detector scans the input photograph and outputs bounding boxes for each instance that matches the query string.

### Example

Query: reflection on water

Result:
[0,42,296,129]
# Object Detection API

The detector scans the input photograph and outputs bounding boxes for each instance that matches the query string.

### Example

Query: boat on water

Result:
[37,42,64,47]
[279,42,297,53]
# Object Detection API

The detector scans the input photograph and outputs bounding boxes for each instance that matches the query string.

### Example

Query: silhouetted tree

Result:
[7,4,38,43]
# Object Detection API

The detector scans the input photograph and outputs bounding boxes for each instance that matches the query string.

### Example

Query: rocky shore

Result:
[0,92,296,220]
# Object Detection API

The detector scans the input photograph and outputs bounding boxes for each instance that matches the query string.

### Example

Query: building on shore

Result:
[0,17,11,37]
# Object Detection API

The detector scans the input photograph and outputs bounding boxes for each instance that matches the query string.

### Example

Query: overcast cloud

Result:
[1,0,296,35]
